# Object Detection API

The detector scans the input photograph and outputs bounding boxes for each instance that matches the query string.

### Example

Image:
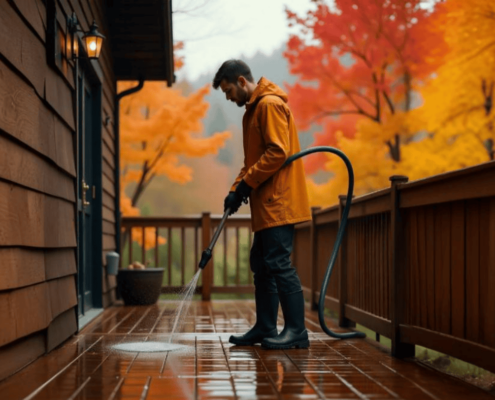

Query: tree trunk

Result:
[387,134,401,162]
[404,71,412,112]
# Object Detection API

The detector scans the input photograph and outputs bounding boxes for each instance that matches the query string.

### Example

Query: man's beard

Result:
[236,90,248,107]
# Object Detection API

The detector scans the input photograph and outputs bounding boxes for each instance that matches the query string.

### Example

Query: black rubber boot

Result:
[261,291,309,349]
[229,292,279,345]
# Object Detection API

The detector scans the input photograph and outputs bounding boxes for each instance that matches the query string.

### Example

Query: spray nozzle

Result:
[198,248,212,269]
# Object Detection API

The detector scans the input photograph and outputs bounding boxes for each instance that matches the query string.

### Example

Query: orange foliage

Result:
[285,0,447,206]
[174,42,185,72]
[121,193,166,251]
[119,80,231,247]
[120,82,231,205]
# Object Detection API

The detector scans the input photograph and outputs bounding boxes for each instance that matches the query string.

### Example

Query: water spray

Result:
[198,146,366,340]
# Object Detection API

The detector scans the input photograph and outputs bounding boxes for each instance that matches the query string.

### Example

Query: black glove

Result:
[235,179,252,203]
[224,192,242,215]
[223,180,252,216]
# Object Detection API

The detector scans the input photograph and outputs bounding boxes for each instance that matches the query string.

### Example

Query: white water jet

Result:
[168,270,201,343]
[111,270,202,353]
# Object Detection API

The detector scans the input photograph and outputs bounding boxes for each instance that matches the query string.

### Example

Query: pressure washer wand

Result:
[198,208,231,269]
[196,146,365,340]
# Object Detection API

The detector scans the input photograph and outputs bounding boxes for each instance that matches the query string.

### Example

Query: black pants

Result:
[250,224,303,295]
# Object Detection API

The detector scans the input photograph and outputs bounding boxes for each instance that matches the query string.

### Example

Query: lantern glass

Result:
[73,35,79,59]
[84,35,103,59]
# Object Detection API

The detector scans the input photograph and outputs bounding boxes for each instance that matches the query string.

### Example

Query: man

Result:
[212,60,311,350]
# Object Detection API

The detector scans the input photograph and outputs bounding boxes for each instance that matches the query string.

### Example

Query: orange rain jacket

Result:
[231,77,311,232]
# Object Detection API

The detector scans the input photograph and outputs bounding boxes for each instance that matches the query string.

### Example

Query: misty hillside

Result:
[135,45,318,217]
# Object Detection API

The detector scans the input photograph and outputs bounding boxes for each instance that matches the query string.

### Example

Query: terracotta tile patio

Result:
[0,301,492,400]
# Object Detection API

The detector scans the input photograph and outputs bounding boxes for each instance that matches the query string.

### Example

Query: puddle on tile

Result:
[111,342,187,353]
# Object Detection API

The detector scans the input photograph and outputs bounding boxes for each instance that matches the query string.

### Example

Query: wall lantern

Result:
[83,21,105,59]
[67,13,105,60]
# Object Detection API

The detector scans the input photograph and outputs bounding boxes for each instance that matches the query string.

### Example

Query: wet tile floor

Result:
[0,300,492,399]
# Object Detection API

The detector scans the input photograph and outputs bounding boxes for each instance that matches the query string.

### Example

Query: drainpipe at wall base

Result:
[114,78,145,271]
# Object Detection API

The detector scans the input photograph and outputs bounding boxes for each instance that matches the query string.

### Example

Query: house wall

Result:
[0,0,117,381]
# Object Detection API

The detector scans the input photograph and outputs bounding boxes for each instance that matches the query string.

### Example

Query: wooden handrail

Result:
[121,213,253,301]
[121,160,495,373]
[292,160,495,373]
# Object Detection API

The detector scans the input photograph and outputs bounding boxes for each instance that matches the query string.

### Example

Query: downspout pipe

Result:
[114,78,145,267]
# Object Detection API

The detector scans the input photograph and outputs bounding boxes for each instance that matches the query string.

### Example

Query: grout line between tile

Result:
[81,307,122,334]
[348,359,401,399]
[346,341,442,400]
[67,377,91,400]
[128,308,153,334]
[219,335,238,400]
[139,376,152,400]
[149,302,172,334]
[283,350,326,400]
[195,335,198,400]
[107,377,125,400]
[107,309,138,333]
[22,336,103,400]
[253,347,282,400]
[316,338,368,400]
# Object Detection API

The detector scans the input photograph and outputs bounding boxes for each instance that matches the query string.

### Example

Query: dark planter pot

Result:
[117,268,164,306]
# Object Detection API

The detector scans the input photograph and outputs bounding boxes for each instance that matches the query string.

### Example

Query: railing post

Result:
[201,212,212,301]
[389,175,414,358]
[310,206,321,310]
[338,195,355,328]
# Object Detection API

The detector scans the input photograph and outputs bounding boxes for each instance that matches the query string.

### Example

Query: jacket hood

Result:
[246,77,288,108]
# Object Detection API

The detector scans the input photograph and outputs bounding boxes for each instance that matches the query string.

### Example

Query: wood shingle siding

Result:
[0,0,118,381]
[0,0,174,383]
[0,60,76,177]
[0,248,76,292]
[0,182,76,247]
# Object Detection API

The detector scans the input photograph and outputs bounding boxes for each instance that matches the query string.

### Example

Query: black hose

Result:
[199,146,365,339]
[284,146,366,339]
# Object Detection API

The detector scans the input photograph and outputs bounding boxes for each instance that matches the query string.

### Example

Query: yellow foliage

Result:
[415,0,495,166]
[308,0,495,207]
[306,129,398,207]
[402,132,489,181]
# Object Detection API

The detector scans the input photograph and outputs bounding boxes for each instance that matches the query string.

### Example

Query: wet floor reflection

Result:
[1,301,494,399]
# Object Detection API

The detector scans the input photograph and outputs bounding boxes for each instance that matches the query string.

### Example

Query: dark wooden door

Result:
[77,67,103,317]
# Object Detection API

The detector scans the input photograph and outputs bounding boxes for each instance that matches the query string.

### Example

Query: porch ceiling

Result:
[107,0,174,84]
[0,301,492,399]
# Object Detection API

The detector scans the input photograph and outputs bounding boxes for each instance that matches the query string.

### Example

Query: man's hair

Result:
[212,59,254,89]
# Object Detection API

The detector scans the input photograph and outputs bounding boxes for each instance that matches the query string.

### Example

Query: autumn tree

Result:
[285,0,445,204]
[119,82,231,209]
[119,79,230,252]
[406,0,495,179]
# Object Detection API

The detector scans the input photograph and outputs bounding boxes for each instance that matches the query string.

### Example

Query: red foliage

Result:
[285,0,446,172]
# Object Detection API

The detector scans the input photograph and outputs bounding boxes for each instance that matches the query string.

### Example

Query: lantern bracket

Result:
[67,13,105,61]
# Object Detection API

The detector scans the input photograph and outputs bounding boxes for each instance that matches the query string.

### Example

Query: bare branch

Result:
[382,90,395,115]
[321,66,378,121]
[173,0,211,15]
[372,72,381,121]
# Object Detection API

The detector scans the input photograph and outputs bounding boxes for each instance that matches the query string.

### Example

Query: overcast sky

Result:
[172,0,317,81]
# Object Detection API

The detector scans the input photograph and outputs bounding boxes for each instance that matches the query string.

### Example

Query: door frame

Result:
[75,56,104,328]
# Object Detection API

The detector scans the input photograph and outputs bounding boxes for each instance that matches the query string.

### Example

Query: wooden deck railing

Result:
[293,161,495,373]
[121,213,253,301]
[121,161,495,373]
